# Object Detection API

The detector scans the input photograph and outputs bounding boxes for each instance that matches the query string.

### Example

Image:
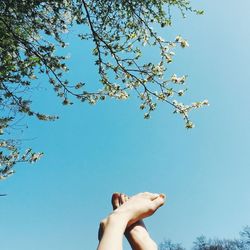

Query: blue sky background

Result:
[1,1,250,249]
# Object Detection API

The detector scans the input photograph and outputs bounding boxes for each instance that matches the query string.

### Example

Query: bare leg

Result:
[120,194,158,250]
[97,192,165,250]
[98,193,160,250]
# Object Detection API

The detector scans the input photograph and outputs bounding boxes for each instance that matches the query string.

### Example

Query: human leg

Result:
[119,193,159,250]
[97,192,165,250]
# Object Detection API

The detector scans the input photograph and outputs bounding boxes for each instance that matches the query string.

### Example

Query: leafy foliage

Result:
[0,0,207,179]
[160,227,250,250]
[159,239,185,250]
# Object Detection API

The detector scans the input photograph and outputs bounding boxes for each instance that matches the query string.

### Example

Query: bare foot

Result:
[112,192,165,226]
[114,193,159,250]
[111,193,147,234]
[98,192,165,249]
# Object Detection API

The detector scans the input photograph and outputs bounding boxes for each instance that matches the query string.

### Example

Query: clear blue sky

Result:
[1,1,250,249]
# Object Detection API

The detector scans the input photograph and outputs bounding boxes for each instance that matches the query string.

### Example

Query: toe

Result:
[143,192,160,201]
[152,194,166,209]
[111,193,120,210]
[124,194,129,202]
[120,193,126,204]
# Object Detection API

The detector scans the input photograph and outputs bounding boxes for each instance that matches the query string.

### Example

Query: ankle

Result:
[101,211,130,229]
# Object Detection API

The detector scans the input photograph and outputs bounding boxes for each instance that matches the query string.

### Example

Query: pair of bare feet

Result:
[98,192,166,250]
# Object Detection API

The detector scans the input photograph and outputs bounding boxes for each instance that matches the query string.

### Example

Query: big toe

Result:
[152,194,166,209]
[111,193,120,210]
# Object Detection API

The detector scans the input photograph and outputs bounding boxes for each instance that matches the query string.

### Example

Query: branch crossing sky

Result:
[1,1,250,249]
